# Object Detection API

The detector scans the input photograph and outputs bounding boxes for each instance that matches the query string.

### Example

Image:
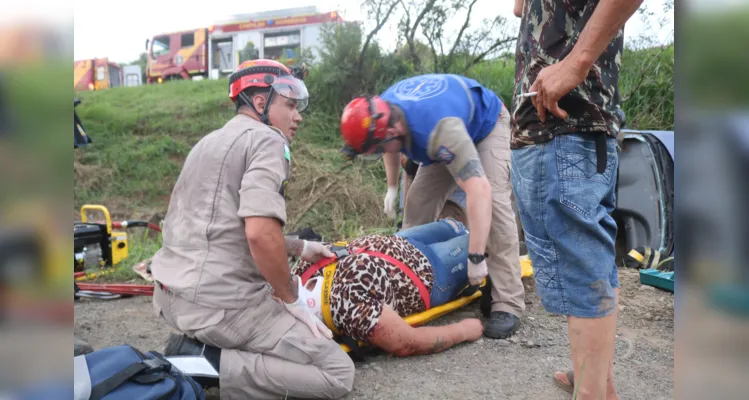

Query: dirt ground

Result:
[74,268,673,399]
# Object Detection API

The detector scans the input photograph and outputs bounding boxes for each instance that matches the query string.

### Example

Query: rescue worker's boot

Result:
[163,333,221,388]
[480,277,521,339]
[483,311,520,339]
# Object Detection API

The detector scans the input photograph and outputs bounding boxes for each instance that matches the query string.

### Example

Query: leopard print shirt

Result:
[291,235,433,342]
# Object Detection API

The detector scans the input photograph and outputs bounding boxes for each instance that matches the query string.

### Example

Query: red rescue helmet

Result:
[228,59,309,124]
[339,96,392,158]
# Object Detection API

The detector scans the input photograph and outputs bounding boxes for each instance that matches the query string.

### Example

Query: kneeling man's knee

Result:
[321,345,355,398]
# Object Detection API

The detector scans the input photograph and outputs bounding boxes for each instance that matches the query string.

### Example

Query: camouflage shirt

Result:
[511,0,624,148]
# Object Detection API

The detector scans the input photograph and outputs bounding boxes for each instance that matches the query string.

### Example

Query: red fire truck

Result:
[145,28,209,83]
[74,58,124,91]
[145,8,343,83]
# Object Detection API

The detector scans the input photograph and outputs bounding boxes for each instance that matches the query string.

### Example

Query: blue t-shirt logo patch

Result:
[436,146,455,164]
[391,75,449,102]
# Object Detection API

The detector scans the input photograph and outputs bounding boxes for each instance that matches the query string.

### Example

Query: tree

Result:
[362,0,517,74]
[359,0,401,71]
[238,41,259,63]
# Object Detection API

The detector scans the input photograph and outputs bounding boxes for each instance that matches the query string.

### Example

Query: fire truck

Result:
[145,7,343,83]
[74,58,123,91]
[144,28,209,83]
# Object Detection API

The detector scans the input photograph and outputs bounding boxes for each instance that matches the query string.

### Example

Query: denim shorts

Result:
[396,219,471,307]
[511,133,619,318]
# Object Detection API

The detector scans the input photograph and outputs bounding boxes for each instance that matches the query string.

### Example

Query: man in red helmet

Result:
[339,74,525,339]
[151,59,355,399]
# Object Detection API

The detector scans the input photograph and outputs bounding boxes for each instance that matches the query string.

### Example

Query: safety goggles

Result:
[268,74,309,113]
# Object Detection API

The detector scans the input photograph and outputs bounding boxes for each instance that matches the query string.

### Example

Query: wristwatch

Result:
[468,252,489,264]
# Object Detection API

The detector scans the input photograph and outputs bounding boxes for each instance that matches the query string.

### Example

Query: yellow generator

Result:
[74,205,129,271]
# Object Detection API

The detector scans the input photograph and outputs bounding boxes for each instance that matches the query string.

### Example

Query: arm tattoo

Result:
[430,336,447,353]
[285,237,304,257]
[456,158,485,181]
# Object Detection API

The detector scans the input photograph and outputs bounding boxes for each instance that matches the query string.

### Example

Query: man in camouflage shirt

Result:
[510,0,642,399]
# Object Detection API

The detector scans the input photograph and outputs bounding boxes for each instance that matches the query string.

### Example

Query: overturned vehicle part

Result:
[614,129,674,269]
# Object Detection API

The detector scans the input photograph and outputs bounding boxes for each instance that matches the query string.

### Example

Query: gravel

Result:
[75,268,673,399]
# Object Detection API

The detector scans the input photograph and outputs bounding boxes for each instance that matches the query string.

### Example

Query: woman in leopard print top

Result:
[291,219,484,356]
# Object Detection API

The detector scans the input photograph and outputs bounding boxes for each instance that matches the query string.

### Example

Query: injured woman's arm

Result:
[367,306,483,357]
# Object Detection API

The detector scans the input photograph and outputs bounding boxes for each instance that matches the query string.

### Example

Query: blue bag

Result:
[73,344,205,400]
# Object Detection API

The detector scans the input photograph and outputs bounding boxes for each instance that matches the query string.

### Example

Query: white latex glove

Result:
[300,240,335,263]
[383,186,398,219]
[283,276,333,340]
[468,259,488,286]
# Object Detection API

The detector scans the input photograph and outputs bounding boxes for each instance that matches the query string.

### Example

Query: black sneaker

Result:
[163,333,221,388]
[483,311,520,339]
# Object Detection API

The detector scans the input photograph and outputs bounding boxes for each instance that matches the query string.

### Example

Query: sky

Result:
[72,0,675,64]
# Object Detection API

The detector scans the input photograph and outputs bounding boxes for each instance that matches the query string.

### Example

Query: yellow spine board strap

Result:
[321,263,340,335]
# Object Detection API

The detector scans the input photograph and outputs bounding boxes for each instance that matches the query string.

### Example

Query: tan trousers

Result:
[154,286,355,399]
[402,106,525,317]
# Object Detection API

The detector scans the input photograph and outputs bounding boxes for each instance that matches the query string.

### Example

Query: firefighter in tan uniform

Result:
[339,75,525,339]
[150,59,355,399]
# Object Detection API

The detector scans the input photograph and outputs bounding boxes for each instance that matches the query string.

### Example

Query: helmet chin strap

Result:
[261,90,276,125]
[238,89,276,126]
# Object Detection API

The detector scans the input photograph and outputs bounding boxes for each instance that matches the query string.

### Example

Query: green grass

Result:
[75,79,395,244]
[75,79,235,212]
[464,57,518,102]
[618,46,674,130]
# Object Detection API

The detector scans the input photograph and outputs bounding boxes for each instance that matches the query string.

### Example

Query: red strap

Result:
[298,247,431,310]
[77,282,155,296]
[360,250,431,310]
[299,246,365,284]
[300,256,337,284]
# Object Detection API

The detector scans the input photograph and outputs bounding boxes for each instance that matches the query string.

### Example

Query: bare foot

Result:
[554,370,620,400]
[460,318,484,342]
[554,371,572,388]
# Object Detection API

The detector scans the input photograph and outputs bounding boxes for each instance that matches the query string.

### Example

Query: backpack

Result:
[74,344,205,400]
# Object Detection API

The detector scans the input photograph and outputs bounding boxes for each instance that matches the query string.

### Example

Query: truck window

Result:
[152,36,170,57]
[263,31,301,61]
[263,31,301,48]
[181,33,194,48]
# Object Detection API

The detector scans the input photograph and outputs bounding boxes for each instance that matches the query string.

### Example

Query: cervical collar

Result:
[301,277,324,321]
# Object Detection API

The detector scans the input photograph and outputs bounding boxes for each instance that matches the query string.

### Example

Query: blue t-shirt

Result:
[379,74,503,165]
